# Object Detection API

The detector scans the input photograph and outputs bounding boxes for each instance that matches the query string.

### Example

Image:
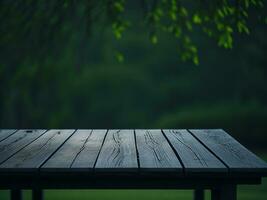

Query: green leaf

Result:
[203,27,213,36]
[190,46,197,53]
[169,11,177,21]
[180,7,188,17]
[218,33,233,49]
[258,1,264,8]
[217,9,225,18]
[115,52,124,63]
[113,29,122,39]
[226,26,233,33]
[251,0,257,6]
[193,14,202,24]
[174,26,182,37]
[113,2,124,12]
[155,8,164,17]
[244,0,250,8]
[186,21,193,31]
[237,21,250,34]
[151,35,158,44]
[217,23,224,31]
[193,56,199,65]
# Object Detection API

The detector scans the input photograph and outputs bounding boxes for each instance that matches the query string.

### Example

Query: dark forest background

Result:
[0,1,266,149]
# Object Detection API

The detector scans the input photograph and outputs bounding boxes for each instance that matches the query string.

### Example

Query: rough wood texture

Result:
[42,129,107,171]
[135,129,182,172]
[0,129,267,178]
[0,129,75,170]
[95,129,138,172]
[190,129,267,173]
[0,130,46,164]
[163,129,227,173]
[0,129,17,142]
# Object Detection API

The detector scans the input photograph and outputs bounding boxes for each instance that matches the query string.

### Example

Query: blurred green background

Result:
[0,0,267,199]
[1,6,267,149]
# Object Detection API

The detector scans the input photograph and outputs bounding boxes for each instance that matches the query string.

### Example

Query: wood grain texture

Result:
[190,129,267,173]
[0,129,75,171]
[95,129,138,172]
[163,129,227,174]
[135,129,182,172]
[0,130,46,164]
[42,129,107,171]
[0,129,17,142]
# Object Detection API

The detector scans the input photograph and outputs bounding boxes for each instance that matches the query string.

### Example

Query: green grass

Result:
[1,153,266,200]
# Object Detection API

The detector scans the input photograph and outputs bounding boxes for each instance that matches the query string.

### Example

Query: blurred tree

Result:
[0,0,266,65]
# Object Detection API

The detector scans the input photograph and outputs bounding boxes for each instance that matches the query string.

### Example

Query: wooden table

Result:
[0,129,267,200]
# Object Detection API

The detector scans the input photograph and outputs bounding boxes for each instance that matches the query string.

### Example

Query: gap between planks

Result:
[92,129,109,170]
[0,130,48,165]
[187,129,231,172]
[38,129,77,170]
[161,129,186,174]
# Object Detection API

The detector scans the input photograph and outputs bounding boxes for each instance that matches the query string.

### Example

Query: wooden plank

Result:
[0,129,75,171]
[0,129,17,142]
[135,129,182,172]
[0,129,46,164]
[190,129,267,173]
[95,129,138,172]
[42,129,107,171]
[163,129,227,174]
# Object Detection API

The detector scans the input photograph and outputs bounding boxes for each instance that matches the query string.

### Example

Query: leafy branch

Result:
[0,0,265,65]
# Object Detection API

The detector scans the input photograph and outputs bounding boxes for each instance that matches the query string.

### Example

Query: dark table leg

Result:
[194,189,204,200]
[211,184,237,200]
[11,189,22,200]
[32,188,43,200]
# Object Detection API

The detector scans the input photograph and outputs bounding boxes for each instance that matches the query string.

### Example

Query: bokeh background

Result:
[0,1,267,199]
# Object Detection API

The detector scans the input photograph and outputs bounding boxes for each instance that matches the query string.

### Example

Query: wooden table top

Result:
[0,129,267,189]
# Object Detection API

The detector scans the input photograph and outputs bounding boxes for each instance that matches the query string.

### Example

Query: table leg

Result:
[32,188,43,200]
[11,189,22,200]
[211,184,237,200]
[194,189,204,200]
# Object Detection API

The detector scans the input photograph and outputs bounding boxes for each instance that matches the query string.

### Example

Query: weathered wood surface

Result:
[190,129,267,173]
[0,130,74,170]
[42,129,107,171]
[0,129,17,142]
[0,129,266,177]
[135,129,182,172]
[95,129,138,172]
[163,129,227,173]
[0,130,46,164]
